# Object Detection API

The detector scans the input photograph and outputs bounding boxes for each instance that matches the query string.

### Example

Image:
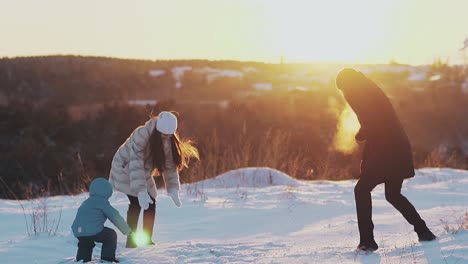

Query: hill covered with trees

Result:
[0,56,467,199]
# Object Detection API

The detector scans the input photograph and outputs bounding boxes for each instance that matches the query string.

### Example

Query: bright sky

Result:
[1,0,467,65]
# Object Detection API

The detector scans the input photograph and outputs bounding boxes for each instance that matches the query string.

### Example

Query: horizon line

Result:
[1,53,452,67]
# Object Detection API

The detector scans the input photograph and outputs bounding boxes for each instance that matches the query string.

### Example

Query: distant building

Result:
[462,78,468,94]
[254,83,273,92]
[194,67,244,83]
[172,66,192,89]
[127,100,158,106]
[148,70,165,77]
[198,100,230,109]
[242,66,258,73]
[408,72,427,81]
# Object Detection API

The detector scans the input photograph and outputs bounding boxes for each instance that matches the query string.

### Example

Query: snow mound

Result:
[190,167,301,189]
[413,167,468,183]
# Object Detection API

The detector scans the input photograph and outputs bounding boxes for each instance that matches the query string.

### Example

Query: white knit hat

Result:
[156,111,178,134]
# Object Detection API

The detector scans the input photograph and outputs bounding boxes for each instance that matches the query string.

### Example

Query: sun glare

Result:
[133,231,150,247]
[260,0,396,63]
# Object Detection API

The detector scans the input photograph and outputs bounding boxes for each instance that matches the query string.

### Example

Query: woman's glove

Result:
[138,191,153,210]
[162,168,182,208]
[167,189,182,208]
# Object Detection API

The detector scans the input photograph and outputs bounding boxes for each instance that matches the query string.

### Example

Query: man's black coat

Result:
[337,68,415,180]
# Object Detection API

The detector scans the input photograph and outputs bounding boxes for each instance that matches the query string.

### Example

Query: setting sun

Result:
[261,0,396,63]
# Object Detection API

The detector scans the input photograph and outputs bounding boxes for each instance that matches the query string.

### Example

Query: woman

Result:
[109,111,199,248]
[335,68,436,252]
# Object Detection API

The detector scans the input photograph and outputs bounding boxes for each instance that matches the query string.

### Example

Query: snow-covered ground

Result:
[1,168,467,264]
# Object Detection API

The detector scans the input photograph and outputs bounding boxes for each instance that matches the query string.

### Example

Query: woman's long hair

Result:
[147,119,199,176]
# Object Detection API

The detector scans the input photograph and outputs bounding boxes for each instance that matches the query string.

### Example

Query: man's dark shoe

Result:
[100,258,120,263]
[417,229,436,242]
[357,240,379,252]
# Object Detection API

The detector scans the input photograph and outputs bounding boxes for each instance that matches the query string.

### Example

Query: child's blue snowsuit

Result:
[71,178,131,262]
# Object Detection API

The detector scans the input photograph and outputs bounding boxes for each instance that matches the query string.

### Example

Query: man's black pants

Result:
[354,175,426,242]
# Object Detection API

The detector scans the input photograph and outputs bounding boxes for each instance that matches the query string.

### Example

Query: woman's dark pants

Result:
[127,194,156,243]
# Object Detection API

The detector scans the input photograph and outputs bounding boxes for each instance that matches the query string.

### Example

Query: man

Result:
[335,68,436,252]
